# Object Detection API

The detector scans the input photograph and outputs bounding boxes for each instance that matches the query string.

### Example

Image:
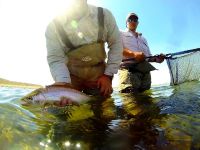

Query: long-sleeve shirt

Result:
[45,4,123,83]
[120,29,151,58]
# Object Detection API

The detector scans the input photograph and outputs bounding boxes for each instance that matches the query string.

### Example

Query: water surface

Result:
[0,82,200,150]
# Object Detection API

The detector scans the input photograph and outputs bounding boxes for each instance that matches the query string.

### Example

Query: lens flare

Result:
[76,143,81,148]
[64,141,71,147]
[71,20,78,29]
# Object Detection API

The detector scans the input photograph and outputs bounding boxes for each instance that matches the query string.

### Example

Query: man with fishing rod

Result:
[119,13,165,93]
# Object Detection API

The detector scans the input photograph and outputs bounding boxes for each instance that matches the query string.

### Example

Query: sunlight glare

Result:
[76,143,81,148]
[88,0,102,6]
[64,141,71,147]
[0,0,83,85]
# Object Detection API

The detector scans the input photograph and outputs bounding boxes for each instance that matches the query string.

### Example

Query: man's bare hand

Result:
[134,51,145,62]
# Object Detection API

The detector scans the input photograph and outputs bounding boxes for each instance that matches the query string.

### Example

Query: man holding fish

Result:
[44,0,123,106]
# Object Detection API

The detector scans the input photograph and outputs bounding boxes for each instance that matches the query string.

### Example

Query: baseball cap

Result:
[126,13,139,22]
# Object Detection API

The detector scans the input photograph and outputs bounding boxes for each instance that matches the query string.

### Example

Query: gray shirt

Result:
[120,30,151,57]
[45,5,123,83]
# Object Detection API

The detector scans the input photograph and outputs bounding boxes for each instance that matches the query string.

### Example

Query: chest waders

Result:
[119,60,157,93]
[54,7,105,85]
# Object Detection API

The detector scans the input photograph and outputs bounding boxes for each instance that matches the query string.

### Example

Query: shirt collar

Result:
[126,29,142,37]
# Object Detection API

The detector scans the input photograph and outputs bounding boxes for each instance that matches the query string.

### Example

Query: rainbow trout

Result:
[20,86,91,106]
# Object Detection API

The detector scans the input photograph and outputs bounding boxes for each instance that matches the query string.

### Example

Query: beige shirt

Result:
[45,5,123,83]
[120,29,152,58]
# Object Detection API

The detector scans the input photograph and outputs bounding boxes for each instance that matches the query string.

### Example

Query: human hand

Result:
[46,82,77,107]
[54,97,79,107]
[97,74,113,97]
[134,51,145,62]
[155,53,165,63]
[123,48,145,62]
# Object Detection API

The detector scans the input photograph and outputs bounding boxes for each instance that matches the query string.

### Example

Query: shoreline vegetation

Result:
[0,78,42,89]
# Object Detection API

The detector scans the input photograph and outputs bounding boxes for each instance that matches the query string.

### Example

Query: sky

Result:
[0,0,200,86]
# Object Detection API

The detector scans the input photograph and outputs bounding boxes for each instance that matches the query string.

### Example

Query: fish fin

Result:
[43,102,54,108]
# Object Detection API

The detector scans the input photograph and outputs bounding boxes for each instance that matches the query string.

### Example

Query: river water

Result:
[0,81,200,150]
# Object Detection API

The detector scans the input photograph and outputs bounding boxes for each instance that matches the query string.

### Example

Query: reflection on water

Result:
[0,81,200,150]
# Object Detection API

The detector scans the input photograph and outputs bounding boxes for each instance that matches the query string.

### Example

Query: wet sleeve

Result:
[104,9,123,76]
[45,22,71,83]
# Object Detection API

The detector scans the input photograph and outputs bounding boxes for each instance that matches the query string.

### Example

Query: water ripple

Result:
[0,87,33,103]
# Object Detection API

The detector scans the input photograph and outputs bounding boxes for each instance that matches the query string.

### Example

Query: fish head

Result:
[20,88,43,106]
[20,95,34,106]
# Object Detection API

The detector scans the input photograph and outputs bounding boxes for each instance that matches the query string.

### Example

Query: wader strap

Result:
[54,19,76,49]
[97,7,104,42]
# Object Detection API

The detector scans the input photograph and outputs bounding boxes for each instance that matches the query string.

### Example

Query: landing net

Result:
[166,48,200,85]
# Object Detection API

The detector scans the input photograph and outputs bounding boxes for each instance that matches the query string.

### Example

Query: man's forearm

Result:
[48,56,71,83]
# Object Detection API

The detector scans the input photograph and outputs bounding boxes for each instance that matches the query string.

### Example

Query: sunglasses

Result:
[127,18,138,23]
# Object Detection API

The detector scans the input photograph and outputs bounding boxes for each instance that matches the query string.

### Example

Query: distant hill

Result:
[0,78,42,88]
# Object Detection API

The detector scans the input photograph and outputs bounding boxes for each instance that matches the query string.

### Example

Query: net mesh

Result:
[166,50,200,85]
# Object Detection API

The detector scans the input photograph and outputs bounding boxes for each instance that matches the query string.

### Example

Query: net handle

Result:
[165,48,200,57]
[122,48,200,62]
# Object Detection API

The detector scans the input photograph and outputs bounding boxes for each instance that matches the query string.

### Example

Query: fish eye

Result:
[26,97,32,100]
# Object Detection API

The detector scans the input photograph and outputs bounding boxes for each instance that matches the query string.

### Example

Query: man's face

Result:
[126,15,139,31]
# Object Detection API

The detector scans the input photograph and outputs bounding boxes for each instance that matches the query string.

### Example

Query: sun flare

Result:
[0,0,103,85]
